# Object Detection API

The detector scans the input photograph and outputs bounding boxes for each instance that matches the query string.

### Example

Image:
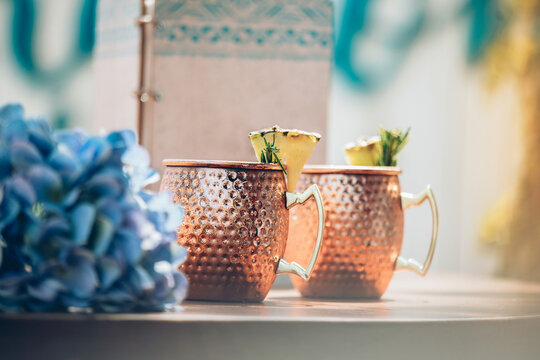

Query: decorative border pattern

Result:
[96,1,140,58]
[154,0,333,61]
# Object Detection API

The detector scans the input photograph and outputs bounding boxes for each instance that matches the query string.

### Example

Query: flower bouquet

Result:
[0,104,187,313]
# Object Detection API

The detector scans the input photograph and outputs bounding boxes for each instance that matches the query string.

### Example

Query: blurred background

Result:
[0,0,538,280]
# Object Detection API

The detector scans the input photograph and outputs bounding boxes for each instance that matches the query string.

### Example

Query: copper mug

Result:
[285,166,438,299]
[161,160,324,302]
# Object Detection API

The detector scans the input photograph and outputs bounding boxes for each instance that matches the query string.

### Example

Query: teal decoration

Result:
[334,0,370,89]
[334,0,426,91]
[7,0,510,100]
[153,0,333,61]
[11,0,35,74]
[79,0,98,56]
[10,0,97,84]
[333,0,508,92]
[155,25,332,60]
[464,0,508,63]
[9,0,98,129]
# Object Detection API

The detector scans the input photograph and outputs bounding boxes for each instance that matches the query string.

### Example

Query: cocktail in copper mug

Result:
[285,165,438,299]
[161,160,324,302]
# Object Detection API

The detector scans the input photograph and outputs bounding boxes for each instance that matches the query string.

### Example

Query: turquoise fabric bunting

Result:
[11,0,97,84]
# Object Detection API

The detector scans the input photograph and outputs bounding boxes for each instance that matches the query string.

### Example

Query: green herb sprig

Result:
[377,127,410,166]
[259,133,287,174]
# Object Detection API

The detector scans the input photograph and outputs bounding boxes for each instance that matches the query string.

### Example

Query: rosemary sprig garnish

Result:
[259,133,287,175]
[377,127,410,166]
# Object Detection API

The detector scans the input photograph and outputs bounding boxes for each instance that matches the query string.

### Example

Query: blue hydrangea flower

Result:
[0,104,187,313]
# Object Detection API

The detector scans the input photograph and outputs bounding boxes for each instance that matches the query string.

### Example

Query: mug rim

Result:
[302,165,401,175]
[162,159,283,171]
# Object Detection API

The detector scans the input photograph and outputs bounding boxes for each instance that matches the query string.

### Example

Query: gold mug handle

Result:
[395,185,439,276]
[276,184,325,280]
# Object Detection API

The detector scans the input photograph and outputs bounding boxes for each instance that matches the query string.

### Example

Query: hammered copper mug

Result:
[285,166,438,299]
[161,160,324,302]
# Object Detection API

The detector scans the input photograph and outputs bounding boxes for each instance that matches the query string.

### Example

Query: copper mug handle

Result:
[276,184,325,280]
[395,185,439,276]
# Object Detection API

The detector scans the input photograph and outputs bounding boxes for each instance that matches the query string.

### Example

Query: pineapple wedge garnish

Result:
[344,136,381,166]
[249,125,321,192]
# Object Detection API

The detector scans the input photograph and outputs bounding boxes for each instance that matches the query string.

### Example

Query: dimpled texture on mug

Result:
[286,173,403,298]
[161,167,288,301]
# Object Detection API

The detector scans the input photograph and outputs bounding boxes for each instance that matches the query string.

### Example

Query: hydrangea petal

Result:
[170,243,188,267]
[54,130,87,154]
[78,137,112,166]
[107,130,137,153]
[71,203,96,245]
[59,250,97,299]
[91,216,114,256]
[60,294,90,309]
[27,119,54,156]
[27,165,63,202]
[28,218,71,262]
[96,199,122,226]
[93,286,136,312]
[27,277,65,302]
[96,256,122,289]
[123,209,149,236]
[171,271,188,302]
[0,147,12,181]
[9,141,42,171]
[2,119,28,144]
[7,176,37,206]
[149,275,170,300]
[48,148,81,185]
[35,217,71,244]
[62,188,80,208]
[109,230,142,265]
[129,265,155,293]
[0,273,29,297]
[122,145,155,191]
[86,171,125,199]
[0,104,24,123]
[0,196,21,230]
